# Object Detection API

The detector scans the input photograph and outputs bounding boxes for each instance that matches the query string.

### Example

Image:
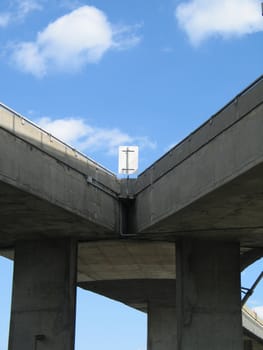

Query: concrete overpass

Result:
[243,307,263,350]
[0,75,263,350]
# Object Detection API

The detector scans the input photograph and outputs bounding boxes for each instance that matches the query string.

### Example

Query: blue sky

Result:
[0,0,263,349]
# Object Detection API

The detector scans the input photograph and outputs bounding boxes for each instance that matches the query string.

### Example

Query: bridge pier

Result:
[147,302,177,350]
[244,339,253,350]
[176,240,243,350]
[8,239,77,350]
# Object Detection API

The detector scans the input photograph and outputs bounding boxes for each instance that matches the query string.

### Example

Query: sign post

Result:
[118,146,139,176]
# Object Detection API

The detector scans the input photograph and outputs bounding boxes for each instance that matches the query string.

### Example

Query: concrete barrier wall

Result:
[133,77,263,235]
[0,104,120,194]
[0,105,121,239]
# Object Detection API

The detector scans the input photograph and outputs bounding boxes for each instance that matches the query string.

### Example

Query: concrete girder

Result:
[1,75,263,349]
[243,306,263,348]
[133,77,263,248]
[0,109,121,244]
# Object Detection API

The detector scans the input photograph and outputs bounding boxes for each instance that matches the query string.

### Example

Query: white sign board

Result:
[118,146,139,175]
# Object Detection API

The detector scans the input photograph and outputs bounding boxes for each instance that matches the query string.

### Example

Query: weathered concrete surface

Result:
[78,241,175,282]
[80,279,177,311]
[0,103,118,191]
[1,75,263,350]
[243,307,263,349]
[9,239,77,350]
[244,340,263,350]
[78,252,263,350]
[0,105,121,245]
[176,240,243,350]
[133,78,263,247]
[78,241,176,311]
[147,303,177,350]
[1,239,262,347]
[2,76,263,249]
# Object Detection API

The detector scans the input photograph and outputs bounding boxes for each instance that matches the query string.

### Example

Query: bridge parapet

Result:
[243,306,263,347]
[0,104,121,243]
[0,103,119,195]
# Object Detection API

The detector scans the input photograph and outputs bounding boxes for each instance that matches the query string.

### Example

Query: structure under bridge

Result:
[1,75,263,349]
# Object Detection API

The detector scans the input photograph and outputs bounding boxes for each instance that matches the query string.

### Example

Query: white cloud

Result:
[0,0,42,27]
[0,13,10,27]
[254,306,263,319]
[16,0,43,19]
[13,42,46,77]
[112,23,142,50]
[37,117,156,155]
[38,117,91,145]
[175,0,263,45]
[10,5,141,77]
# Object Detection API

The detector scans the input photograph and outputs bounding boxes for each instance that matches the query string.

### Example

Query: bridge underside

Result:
[2,240,263,349]
[0,181,113,246]
[134,163,263,247]
[1,76,263,349]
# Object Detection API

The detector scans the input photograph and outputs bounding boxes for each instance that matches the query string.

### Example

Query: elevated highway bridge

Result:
[1,75,263,349]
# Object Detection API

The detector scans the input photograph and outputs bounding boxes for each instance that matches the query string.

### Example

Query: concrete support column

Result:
[176,239,242,350]
[147,303,177,350]
[8,239,77,350]
[244,339,253,350]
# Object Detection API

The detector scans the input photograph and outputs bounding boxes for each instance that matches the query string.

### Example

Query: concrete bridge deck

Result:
[0,102,120,246]
[133,75,263,247]
[1,75,263,350]
[243,306,263,349]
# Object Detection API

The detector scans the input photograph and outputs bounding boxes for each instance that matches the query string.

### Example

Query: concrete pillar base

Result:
[244,339,253,350]
[147,303,177,350]
[8,239,77,350]
[176,239,243,350]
